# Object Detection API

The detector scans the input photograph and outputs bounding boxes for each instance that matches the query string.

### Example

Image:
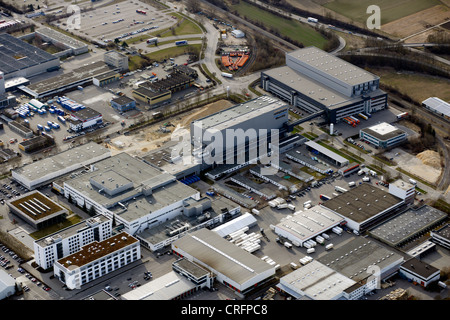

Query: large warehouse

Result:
[273,205,344,246]
[321,183,405,232]
[171,228,276,296]
[0,33,60,79]
[190,95,288,165]
[318,237,404,291]
[261,47,387,124]
[63,152,201,235]
[369,205,448,248]
[12,142,111,189]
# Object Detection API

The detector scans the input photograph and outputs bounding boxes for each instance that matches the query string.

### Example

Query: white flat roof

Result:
[367,122,398,135]
[280,260,355,300]
[422,97,450,117]
[275,205,344,241]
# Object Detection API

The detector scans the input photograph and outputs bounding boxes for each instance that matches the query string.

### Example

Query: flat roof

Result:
[13,142,110,182]
[36,27,88,50]
[285,145,331,172]
[318,237,404,282]
[0,33,58,75]
[390,179,415,191]
[422,97,450,117]
[369,205,447,247]
[133,86,170,98]
[111,95,134,105]
[432,224,450,241]
[263,65,384,110]
[280,260,355,300]
[7,190,67,222]
[65,153,198,222]
[71,106,101,120]
[35,215,110,247]
[57,232,138,269]
[275,205,344,241]
[27,61,115,95]
[172,228,275,285]
[305,140,348,165]
[361,122,406,141]
[137,196,239,245]
[287,46,378,86]
[321,184,403,222]
[401,257,440,278]
[121,271,196,300]
[192,95,287,131]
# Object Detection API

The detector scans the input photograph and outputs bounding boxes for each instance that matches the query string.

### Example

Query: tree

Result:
[88,205,96,217]
[185,0,200,13]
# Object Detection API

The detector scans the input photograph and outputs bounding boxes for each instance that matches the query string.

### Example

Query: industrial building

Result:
[421,97,450,121]
[321,183,405,232]
[261,46,387,124]
[231,30,245,38]
[132,86,171,107]
[0,148,18,162]
[34,215,112,270]
[0,270,16,300]
[122,259,213,300]
[68,107,103,132]
[0,33,60,79]
[230,173,277,200]
[191,95,288,165]
[318,237,404,291]
[136,196,241,251]
[92,70,121,87]
[173,65,198,79]
[212,212,257,238]
[285,145,335,175]
[8,120,34,138]
[18,134,55,153]
[53,232,140,290]
[369,205,448,248]
[273,205,344,246]
[23,61,118,99]
[360,122,407,149]
[305,140,349,167]
[63,152,201,236]
[12,141,111,190]
[171,228,276,296]
[104,50,129,72]
[277,260,362,300]
[110,95,136,112]
[431,224,450,249]
[140,72,194,94]
[399,257,440,287]
[6,190,69,230]
[25,27,89,57]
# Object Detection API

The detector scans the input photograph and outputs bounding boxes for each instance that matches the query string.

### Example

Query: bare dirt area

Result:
[386,148,442,184]
[381,5,450,39]
[107,99,233,157]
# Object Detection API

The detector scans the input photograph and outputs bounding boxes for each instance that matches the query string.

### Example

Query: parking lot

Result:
[53,0,177,44]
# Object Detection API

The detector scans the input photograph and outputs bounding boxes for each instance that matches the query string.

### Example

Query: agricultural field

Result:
[322,0,442,25]
[231,1,329,49]
[371,67,450,103]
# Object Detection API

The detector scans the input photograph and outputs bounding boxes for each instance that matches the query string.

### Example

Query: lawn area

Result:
[231,1,328,49]
[323,0,441,25]
[371,68,450,103]
[129,55,150,71]
[145,44,201,61]
[29,215,83,240]
[149,37,203,47]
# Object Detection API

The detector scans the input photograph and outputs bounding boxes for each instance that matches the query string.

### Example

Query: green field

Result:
[323,0,441,25]
[145,44,201,61]
[232,1,328,49]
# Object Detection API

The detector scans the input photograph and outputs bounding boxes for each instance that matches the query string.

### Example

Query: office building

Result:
[34,215,112,270]
[388,179,416,204]
[54,232,140,290]
[261,46,387,123]
[360,122,407,149]
[431,224,450,249]
[68,107,103,132]
[92,70,121,87]
[12,142,111,189]
[104,50,128,72]
[171,228,276,296]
